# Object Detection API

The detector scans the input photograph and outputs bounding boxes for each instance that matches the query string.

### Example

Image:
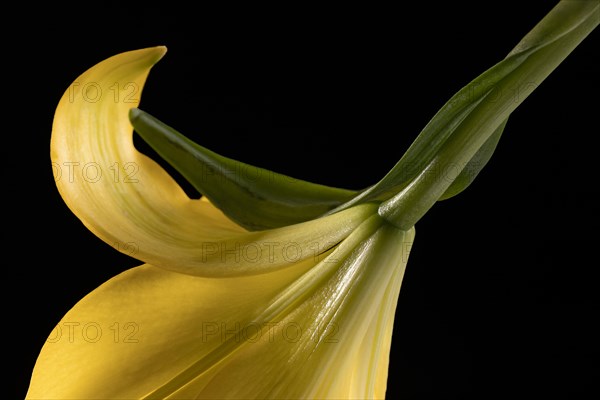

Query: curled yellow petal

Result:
[27,214,415,399]
[51,47,376,276]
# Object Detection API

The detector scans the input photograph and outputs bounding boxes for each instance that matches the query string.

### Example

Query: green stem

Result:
[380,0,599,230]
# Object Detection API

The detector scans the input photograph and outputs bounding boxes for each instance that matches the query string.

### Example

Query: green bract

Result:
[129,107,358,231]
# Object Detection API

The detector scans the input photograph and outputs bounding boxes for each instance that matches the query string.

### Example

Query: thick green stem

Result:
[379,0,599,230]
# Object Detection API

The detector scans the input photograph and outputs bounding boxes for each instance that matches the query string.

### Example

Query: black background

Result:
[11,2,599,398]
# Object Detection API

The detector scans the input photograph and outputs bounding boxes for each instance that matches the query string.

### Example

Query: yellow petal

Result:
[52,47,376,276]
[27,216,414,399]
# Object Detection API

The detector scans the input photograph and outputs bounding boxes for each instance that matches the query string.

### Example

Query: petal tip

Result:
[121,45,167,68]
[140,45,167,64]
[152,45,168,58]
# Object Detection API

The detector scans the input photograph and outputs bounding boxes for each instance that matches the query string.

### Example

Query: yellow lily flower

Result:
[27,47,415,399]
[27,2,599,398]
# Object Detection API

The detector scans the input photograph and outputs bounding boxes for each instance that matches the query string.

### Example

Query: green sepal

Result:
[129,108,358,231]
